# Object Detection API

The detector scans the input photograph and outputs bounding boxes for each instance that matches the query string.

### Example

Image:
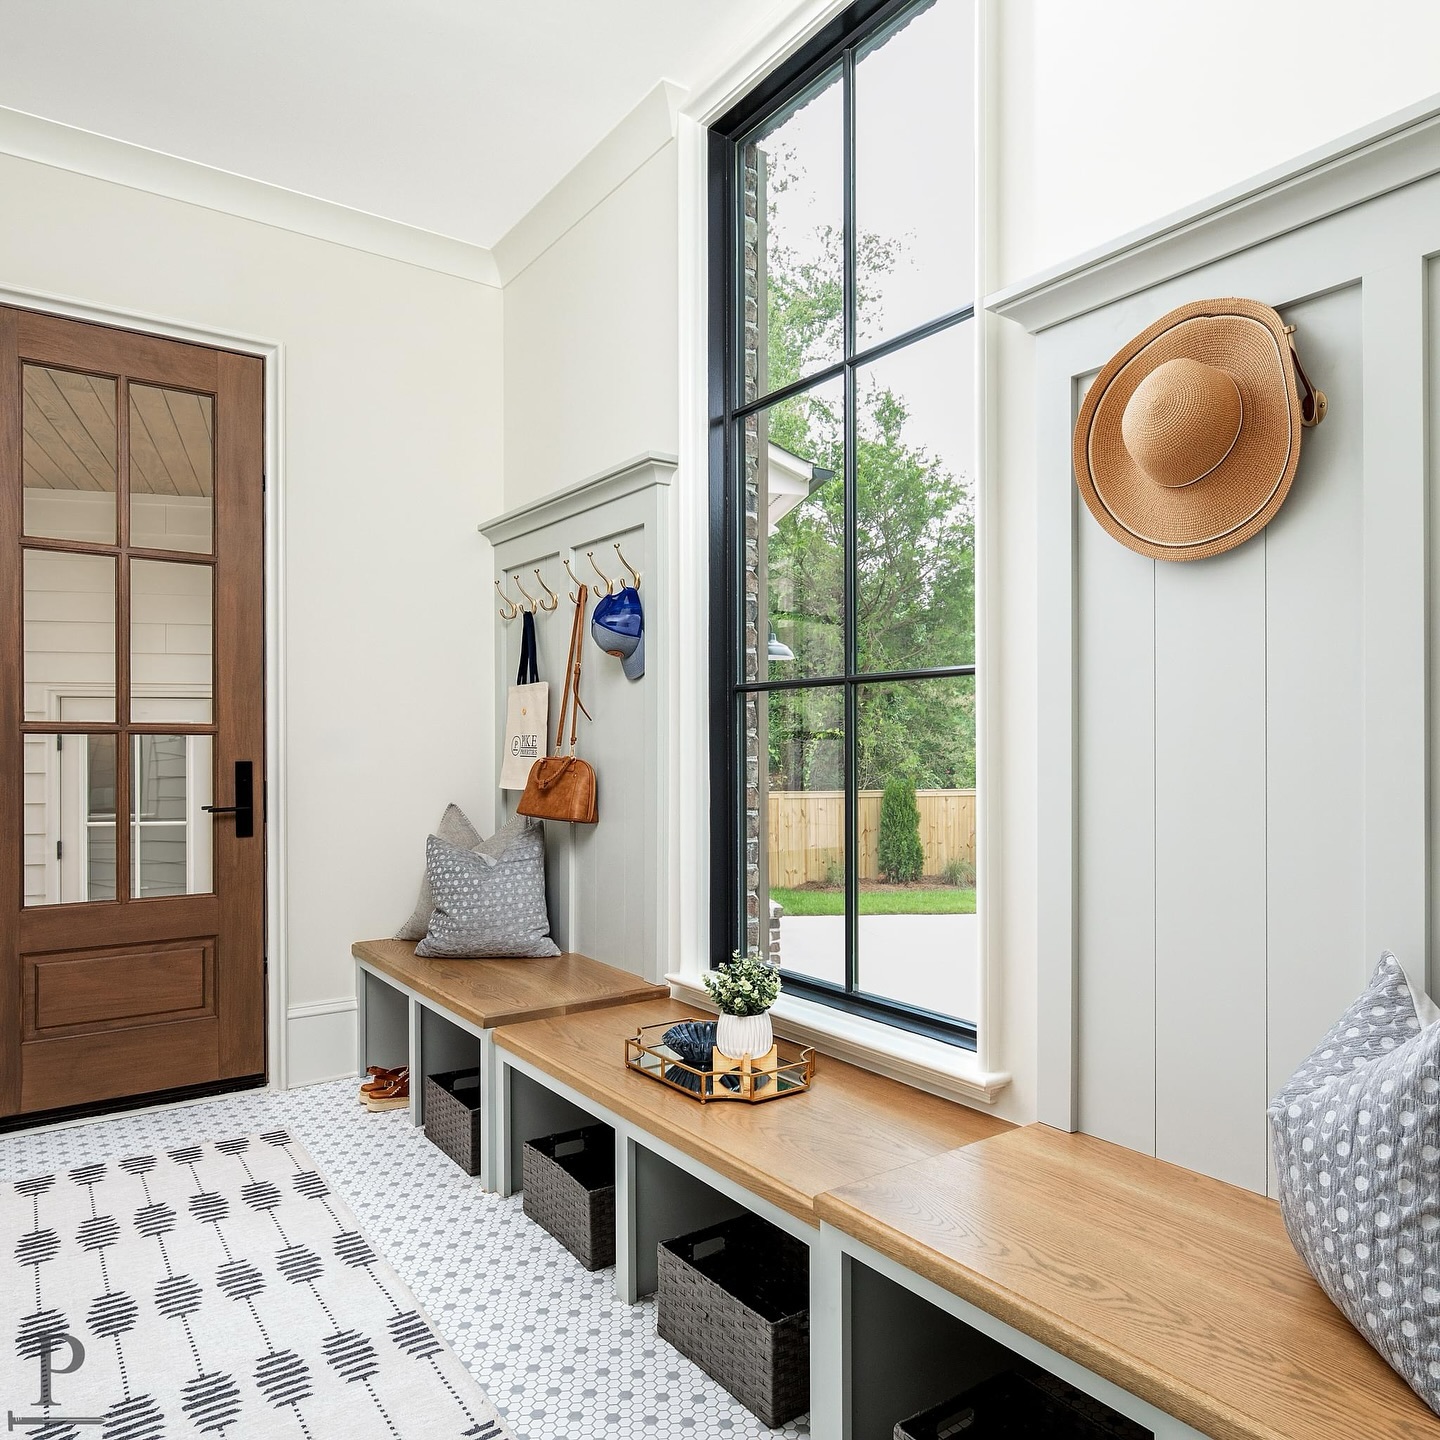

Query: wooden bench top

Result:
[351,938,666,1030]
[493,996,1010,1226]
[816,1123,1440,1440]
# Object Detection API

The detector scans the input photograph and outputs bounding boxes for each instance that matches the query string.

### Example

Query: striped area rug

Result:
[3,1128,512,1439]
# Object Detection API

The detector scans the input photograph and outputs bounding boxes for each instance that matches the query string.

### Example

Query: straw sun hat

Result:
[1072,297,1327,561]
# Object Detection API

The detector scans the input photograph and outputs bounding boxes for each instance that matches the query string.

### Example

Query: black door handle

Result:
[203,760,254,838]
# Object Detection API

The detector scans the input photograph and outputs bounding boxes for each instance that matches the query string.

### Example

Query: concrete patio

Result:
[776,912,979,1023]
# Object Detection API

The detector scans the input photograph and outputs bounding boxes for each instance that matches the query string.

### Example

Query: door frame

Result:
[1,281,290,1090]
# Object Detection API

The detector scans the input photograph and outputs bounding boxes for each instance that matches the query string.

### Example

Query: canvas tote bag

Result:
[517,585,598,824]
[499,609,550,790]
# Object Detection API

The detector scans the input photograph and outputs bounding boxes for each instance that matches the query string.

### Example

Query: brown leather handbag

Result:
[517,584,598,824]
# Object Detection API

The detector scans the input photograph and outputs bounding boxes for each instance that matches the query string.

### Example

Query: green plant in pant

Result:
[877,779,924,883]
[703,950,782,1017]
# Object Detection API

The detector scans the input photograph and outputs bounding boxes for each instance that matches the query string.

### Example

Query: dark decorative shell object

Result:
[663,1020,716,1094]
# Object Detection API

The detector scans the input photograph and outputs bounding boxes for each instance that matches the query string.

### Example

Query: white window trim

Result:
[667,0,1009,1105]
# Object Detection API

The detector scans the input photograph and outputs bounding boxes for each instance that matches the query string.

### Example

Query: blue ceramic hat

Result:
[591,584,644,680]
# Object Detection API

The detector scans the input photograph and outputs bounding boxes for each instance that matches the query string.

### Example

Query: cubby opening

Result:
[418,1005,481,1124]
[506,1067,603,1189]
[359,971,408,1073]
[847,1259,1152,1440]
[629,1141,749,1297]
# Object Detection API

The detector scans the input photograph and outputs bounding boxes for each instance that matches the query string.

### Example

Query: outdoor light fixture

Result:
[768,628,794,663]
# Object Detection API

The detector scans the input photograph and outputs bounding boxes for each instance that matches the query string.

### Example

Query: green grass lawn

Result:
[772,885,976,916]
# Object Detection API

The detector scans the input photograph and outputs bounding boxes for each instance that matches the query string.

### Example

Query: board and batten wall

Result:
[992,103,1440,1194]
[481,455,675,983]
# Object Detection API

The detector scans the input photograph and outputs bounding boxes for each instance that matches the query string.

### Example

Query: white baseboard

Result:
[285,997,357,1088]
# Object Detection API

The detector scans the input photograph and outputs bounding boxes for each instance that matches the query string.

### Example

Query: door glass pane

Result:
[742,375,845,683]
[22,365,118,544]
[130,559,213,722]
[131,734,213,898]
[135,824,187,897]
[750,686,846,985]
[855,0,975,348]
[741,66,844,405]
[856,321,975,674]
[855,676,976,1021]
[24,550,116,722]
[134,733,188,820]
[23,732,117,905]
[130,385,214,554]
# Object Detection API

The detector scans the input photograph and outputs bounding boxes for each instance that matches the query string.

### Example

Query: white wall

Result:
[502,141,679,505]
[0,150,504,1086]
[994,0,1440,286]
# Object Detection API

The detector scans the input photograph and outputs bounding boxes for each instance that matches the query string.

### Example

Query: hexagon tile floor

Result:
[0,1077,809,1440]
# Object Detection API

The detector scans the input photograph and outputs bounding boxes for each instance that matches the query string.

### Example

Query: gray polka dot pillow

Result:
[396,805,530,941]
[415,821,559,959]
[1269,952,1440,1411]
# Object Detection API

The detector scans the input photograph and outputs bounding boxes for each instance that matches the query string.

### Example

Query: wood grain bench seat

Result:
[816,1123,1440,1440]
[493,996,1011,1226]
[351,938,666,1030]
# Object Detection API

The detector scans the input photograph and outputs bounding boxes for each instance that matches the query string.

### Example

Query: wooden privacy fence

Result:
[767,789,976,887]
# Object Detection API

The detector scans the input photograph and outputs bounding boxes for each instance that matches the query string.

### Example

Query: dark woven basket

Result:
[521,1124,616,1271]
[423,1069,482,1176]
[657,1213,809,1428]
[895,1365,1151,1439]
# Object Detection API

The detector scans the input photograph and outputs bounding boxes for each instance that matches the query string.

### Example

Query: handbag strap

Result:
[516,609,539,685]
[554,584,592,754]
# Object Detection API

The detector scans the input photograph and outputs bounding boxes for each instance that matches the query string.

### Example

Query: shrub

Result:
[877,779,924,884]
[943,855,977,888]
[703,950,781,1016]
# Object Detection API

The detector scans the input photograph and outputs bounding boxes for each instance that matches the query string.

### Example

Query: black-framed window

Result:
[709,0,980,1049]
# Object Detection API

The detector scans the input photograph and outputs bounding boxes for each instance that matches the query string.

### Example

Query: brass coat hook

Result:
[533,568,560,611]
[494,579,520,621]
[588,550,617,595]
[614,542,641,591]
[512,574,540,613]
[563,558,584,605]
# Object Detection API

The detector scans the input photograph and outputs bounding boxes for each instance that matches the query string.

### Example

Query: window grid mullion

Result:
[841,41,860,997]
[730,302,976,423]
[737,663,977,694]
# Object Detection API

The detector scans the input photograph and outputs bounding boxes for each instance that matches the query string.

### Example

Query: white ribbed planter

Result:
[715,1011,774,1061]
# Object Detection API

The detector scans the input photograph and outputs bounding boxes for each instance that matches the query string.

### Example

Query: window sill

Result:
[664,971,1011,1107]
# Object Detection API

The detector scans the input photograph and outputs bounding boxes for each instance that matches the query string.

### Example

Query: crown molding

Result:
[987,92,1440,335]
[0,105,501,288]
[478,452,678,548]
[492,82,687,286]
[492,0,854,285]
[682,0,850,126]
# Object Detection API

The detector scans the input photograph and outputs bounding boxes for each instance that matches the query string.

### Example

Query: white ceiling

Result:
[0,0,787,250]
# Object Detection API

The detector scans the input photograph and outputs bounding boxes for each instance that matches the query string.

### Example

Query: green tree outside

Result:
[877,779,925,883]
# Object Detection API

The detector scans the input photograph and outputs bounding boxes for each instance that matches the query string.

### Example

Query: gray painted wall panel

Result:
[1263,286,1365,1120]
[1045,175,1440,1193]
[1152,540,1269,1191]
[1076,492,1157,1155]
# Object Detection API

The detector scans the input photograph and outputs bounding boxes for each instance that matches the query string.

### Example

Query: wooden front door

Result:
[0,307,265,1120]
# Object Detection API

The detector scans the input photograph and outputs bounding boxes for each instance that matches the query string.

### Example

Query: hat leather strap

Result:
[1284,327,1327,428]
